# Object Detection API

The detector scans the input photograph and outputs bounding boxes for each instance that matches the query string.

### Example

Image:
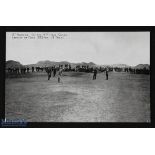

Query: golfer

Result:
[58,68,63,83]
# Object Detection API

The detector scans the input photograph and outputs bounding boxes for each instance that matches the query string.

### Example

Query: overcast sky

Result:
[6,32,150,66]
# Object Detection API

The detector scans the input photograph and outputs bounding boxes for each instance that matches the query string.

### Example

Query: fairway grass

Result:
[5,72,150,122]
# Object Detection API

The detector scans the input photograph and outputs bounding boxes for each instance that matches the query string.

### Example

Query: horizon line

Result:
[6,59,150,67]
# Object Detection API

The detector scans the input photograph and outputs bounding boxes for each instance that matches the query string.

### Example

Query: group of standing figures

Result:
[7,66,44,74]
[93,68,108,80]
[6,64,149,82]
[45,66,109,83]
[45,67,63,83]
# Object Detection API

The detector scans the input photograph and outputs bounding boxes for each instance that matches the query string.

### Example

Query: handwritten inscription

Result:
[11,32,68,40]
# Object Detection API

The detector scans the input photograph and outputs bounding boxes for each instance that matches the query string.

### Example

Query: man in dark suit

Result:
[106,69,108,80]
[93,68,97,80]
[47,67,52,80]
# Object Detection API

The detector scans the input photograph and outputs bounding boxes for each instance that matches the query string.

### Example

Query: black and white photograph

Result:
[5,31,150,123]
[1,0,155,154]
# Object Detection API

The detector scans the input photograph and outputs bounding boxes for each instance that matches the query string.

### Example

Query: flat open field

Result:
[5,71,150,122]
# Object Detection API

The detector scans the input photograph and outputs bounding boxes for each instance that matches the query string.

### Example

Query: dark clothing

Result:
[48,72,51,80]
[32,67,34,72]
[47,68,52,80]
[53,68,56,77]
[93,69,97,80]
[106,71,108,80]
